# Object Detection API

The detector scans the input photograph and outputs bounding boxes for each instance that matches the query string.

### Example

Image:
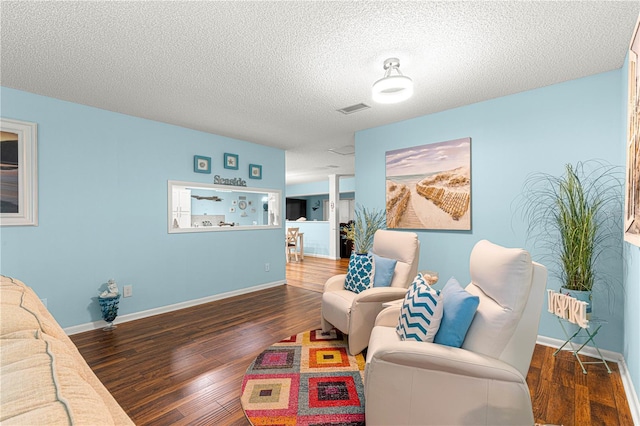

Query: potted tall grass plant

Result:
[340,205,387,293]
[517,160,623,316]
[349,205,386,254]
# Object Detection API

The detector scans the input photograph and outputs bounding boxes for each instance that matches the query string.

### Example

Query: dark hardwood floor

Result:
[70,257,633,426]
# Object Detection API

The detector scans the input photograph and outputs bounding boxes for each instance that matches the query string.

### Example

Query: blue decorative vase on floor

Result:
[98,294,121,331]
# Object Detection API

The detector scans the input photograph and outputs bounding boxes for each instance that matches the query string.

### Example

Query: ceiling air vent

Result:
[337,103,370,115]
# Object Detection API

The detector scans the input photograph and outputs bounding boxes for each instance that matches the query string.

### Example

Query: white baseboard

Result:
[536,335,621,362]
[618,357,640,426]
[64,280,286,335]
[536,335,640,424]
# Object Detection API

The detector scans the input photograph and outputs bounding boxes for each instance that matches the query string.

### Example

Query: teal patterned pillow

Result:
[344,253,374,294]
[396,273,443,342]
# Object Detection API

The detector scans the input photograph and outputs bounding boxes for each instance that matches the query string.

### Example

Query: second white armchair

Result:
[364,240,548,425]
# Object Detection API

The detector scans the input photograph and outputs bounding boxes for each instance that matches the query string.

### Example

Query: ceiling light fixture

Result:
[372,58,413,104]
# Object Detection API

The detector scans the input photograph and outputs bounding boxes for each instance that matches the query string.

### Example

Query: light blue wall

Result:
[356,70,626,353]
[286,176,355,197]
[305,195,325,222]
[0,87,286,328]
[286,177,356,222]
[286,220,331,257]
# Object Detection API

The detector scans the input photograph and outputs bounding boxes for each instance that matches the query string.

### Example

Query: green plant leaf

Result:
[353,205,386,254]
[514,160,623,298]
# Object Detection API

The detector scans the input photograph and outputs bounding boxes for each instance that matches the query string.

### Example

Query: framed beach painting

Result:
[0,118,38,226]
[625,14,640,247]
[385,137,471,230]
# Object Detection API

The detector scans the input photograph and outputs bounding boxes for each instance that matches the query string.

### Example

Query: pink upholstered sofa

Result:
[1,275,134,425]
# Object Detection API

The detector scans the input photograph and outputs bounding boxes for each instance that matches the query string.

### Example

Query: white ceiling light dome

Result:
[372,58,414,104]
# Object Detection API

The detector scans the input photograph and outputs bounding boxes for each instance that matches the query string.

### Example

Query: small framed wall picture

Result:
[249,164,262,179]
[194,155,211,174]
[224,153,239,170]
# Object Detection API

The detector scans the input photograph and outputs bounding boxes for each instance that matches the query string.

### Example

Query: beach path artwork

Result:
[0,131,19,213]
[386,138,471,230]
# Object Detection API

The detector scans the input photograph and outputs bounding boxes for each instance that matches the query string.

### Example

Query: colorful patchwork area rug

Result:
[241,328,366,425]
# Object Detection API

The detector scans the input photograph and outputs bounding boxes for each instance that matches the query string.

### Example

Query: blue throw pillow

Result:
[434,277,480,347]
[344,253,374,294]
[396,273,443,342]
[370,252,397,287]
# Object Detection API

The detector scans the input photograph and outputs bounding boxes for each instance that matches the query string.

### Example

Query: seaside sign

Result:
[214,175,247,187]
[547,289,588,328]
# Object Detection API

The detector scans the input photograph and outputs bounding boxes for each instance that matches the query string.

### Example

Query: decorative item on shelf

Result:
[194,155,211,174]
[547,289,589,328]
[312,200,321,211]
[191,194,222,201]
[547,289,611,374]
[224,153,239,170]
[98,279,120,331]
[249,164,262,179]
[419,270,439,286]
[517,160,623,316]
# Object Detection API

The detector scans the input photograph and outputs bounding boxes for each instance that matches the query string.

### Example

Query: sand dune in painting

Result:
[387,166,471,230]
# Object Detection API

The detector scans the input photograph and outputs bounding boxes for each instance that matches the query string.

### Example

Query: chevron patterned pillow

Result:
[344,253,374,294]
[396,273,443,342]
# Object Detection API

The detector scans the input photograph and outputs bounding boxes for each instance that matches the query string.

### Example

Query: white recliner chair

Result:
[321,229,420,355]
[364,240,548,426]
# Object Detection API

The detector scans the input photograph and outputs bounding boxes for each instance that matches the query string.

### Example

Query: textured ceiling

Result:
[2,1,639,185]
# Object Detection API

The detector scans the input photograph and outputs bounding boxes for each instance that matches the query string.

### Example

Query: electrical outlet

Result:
[123,285,133,298]
[264,263,270,272]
